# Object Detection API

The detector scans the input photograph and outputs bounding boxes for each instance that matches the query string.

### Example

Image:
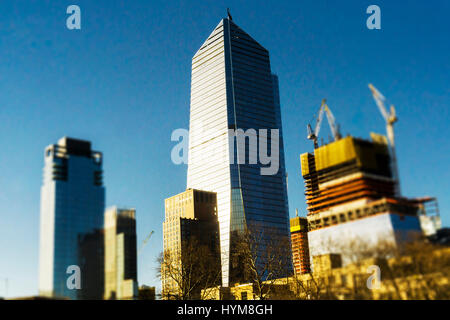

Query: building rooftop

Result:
[57,136,92,156]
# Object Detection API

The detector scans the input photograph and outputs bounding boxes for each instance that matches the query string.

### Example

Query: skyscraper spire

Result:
[227,8,233,21]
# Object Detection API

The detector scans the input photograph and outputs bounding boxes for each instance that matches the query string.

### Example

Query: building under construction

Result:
[302,135,394,217]
[300,89,441,266]
[301,134,440,265]
[290,215,311,275]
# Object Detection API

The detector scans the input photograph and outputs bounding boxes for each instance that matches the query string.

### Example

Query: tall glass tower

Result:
[39,137,105,299]
[187,17,291,286]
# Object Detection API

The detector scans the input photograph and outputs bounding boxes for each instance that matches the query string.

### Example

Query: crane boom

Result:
[369,84,390,121]
[307,99,341,148]
[324,104,342,140]
[315,100,325,138]
[138,230,155,256]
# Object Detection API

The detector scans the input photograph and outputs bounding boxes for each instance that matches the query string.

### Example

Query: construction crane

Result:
[138,230,154,256]
[368,84,400,196]
[307,99,342,148]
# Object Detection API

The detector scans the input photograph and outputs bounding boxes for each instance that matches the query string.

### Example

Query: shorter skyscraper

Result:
[39,137,105,300]
[78,229,104,300]
[290,214,311,275]
[162,189,220,299]
[104,207,138,300]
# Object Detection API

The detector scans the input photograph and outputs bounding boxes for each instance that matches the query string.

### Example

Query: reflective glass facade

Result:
[187,18,291,286]
[39,137,105,299]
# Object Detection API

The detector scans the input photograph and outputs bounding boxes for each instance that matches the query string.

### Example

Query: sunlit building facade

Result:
[104,207,138,300]
[186,17,291,286]
[39,137,105,299]
[290,216,311,275]
[162,189,220,298]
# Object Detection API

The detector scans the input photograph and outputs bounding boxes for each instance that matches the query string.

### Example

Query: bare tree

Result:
[379,238,450,300]
[314,234,450,300]
[157,237,222,300]
[230,224,293,300]
[286,233,450,300]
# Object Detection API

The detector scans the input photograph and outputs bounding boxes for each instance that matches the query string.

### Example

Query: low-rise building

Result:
[202,247,450,300]
[162,189,220,299]
[290,215,311,274]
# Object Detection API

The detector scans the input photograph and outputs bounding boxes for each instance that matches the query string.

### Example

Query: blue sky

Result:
[0,0,448,298]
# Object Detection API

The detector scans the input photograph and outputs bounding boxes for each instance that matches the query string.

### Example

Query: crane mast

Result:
[368,84,401,196]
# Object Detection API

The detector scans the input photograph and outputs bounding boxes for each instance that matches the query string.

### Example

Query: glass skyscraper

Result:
[187,17,291,286]
[39,137,105,299]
